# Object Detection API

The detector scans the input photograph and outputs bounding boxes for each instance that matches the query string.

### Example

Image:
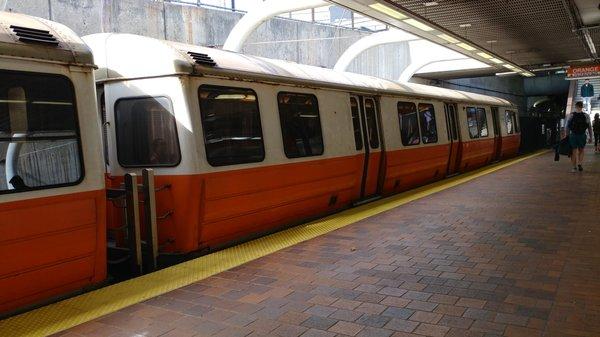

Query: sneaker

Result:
[572,167,578,173]
[578,164,583,172]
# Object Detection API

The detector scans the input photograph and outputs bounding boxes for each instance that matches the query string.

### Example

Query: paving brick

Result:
[273,323,309,337]
[278,311,311,325]
[381,307,414,320]
[329,309,363,322]
[405,300,437,312]
[456,298,487,309]
[305,305,338,317]
[402,291,432,301]
[355,302,387,315]
[408,311,442,324]
[328,321,364,336]
[355,314,391,328]
[356,326,394,337]
[300,328,337,337]
[302,316,338,330]
[378,287,407,297]
[380,296,411,308]
[383,318,419,333]
[413,323,450,337]
[332,299,362,310]
[438,315,474,329]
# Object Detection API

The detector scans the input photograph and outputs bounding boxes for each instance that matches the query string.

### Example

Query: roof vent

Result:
[187,51,217,67]
[10,25,58,46]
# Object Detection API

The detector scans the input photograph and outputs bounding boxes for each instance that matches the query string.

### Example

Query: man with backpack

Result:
[566,101,593,172]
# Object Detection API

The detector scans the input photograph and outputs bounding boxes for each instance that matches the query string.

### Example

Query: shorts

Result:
[569,133,587,149]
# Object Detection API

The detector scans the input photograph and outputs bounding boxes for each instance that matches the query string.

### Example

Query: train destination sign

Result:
[566,65,600,80]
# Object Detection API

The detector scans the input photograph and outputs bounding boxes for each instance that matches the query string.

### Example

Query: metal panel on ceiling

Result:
[383,0,590,66]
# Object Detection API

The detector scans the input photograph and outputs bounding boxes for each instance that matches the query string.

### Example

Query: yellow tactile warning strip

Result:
[0,150,548,337]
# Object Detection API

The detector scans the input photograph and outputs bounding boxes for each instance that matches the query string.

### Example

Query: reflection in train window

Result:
[466,107,479,139]
[115,96,181,167]
[418,103,438,144]
[198,85,264,166]
[350,97,363,150]
[0,70,83,194]
[364,98,380,149]
[398,101,420,146]
[505,110,514,134]
[505,110,519,133]
[477,107,489,137]
[277,92,324,158]
[467,107,489,138]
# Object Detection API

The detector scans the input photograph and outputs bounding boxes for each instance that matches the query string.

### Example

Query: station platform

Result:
[4,148,600,337]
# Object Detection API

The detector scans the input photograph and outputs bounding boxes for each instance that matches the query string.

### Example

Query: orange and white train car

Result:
[83,33,520,256]
[0,13,105,314]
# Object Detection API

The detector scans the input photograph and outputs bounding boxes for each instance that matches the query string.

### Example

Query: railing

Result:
[106,169,162,275]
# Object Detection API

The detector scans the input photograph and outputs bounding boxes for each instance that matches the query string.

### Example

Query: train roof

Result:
[0,12,93,67]
[84,33,513,107]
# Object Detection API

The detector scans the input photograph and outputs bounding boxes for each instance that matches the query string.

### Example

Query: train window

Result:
[350,97,363,150]
[418,103,438,144]
[198,85,265,166]
[398,101,420,146]
[477,107,489,137]
[505,110,514,134]
[364,98,380,149]
[466,107,479,139]
[513,111,520,133]
[277,92,324,158]
[0,70,83,194]
[448,104,458,141]
[115,96,181,167]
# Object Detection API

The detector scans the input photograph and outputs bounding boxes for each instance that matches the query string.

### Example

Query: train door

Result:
[350,95,383,200]
[491,107,502,161]
[444,103,461,175]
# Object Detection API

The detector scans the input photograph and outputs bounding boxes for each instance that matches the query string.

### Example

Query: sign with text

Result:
[566,65,600,80]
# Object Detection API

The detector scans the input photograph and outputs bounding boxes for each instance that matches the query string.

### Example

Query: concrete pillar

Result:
[222,0,327,52]
[398,40,467,82]
[333,29,418,72]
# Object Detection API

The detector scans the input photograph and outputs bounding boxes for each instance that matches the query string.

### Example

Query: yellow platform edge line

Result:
[0,150,548,337]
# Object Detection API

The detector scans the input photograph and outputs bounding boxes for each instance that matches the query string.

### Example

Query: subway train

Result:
[0,12,520,315]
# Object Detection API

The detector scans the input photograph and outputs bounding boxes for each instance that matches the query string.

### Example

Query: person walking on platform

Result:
[566,101,593,172]
[593,113,600,152]
[581,79,594,113]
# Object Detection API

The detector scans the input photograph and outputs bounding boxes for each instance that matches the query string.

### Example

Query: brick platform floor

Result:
[57,149,600,337]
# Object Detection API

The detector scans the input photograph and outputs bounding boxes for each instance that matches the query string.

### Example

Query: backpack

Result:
[569,112,588,134]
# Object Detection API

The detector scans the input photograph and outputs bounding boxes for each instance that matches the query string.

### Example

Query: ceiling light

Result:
[477,52,493,59]
[369,3,407,19]
[403,18,435,31]
[424,1,438,6]
[489,58,504,64]
[456,42,476,51]
[486,40,498,44]
[437,34,460,43]
[459,23,471,28]
[522,72,535,77]
[503,64,516,70]
[496,71,517,76]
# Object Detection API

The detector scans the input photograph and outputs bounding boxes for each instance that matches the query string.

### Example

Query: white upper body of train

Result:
[82,32,518,178]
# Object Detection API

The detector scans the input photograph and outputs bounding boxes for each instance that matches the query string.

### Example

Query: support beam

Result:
[333,29,418,72]
[398,39,468,82]
[222,0,327,52]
